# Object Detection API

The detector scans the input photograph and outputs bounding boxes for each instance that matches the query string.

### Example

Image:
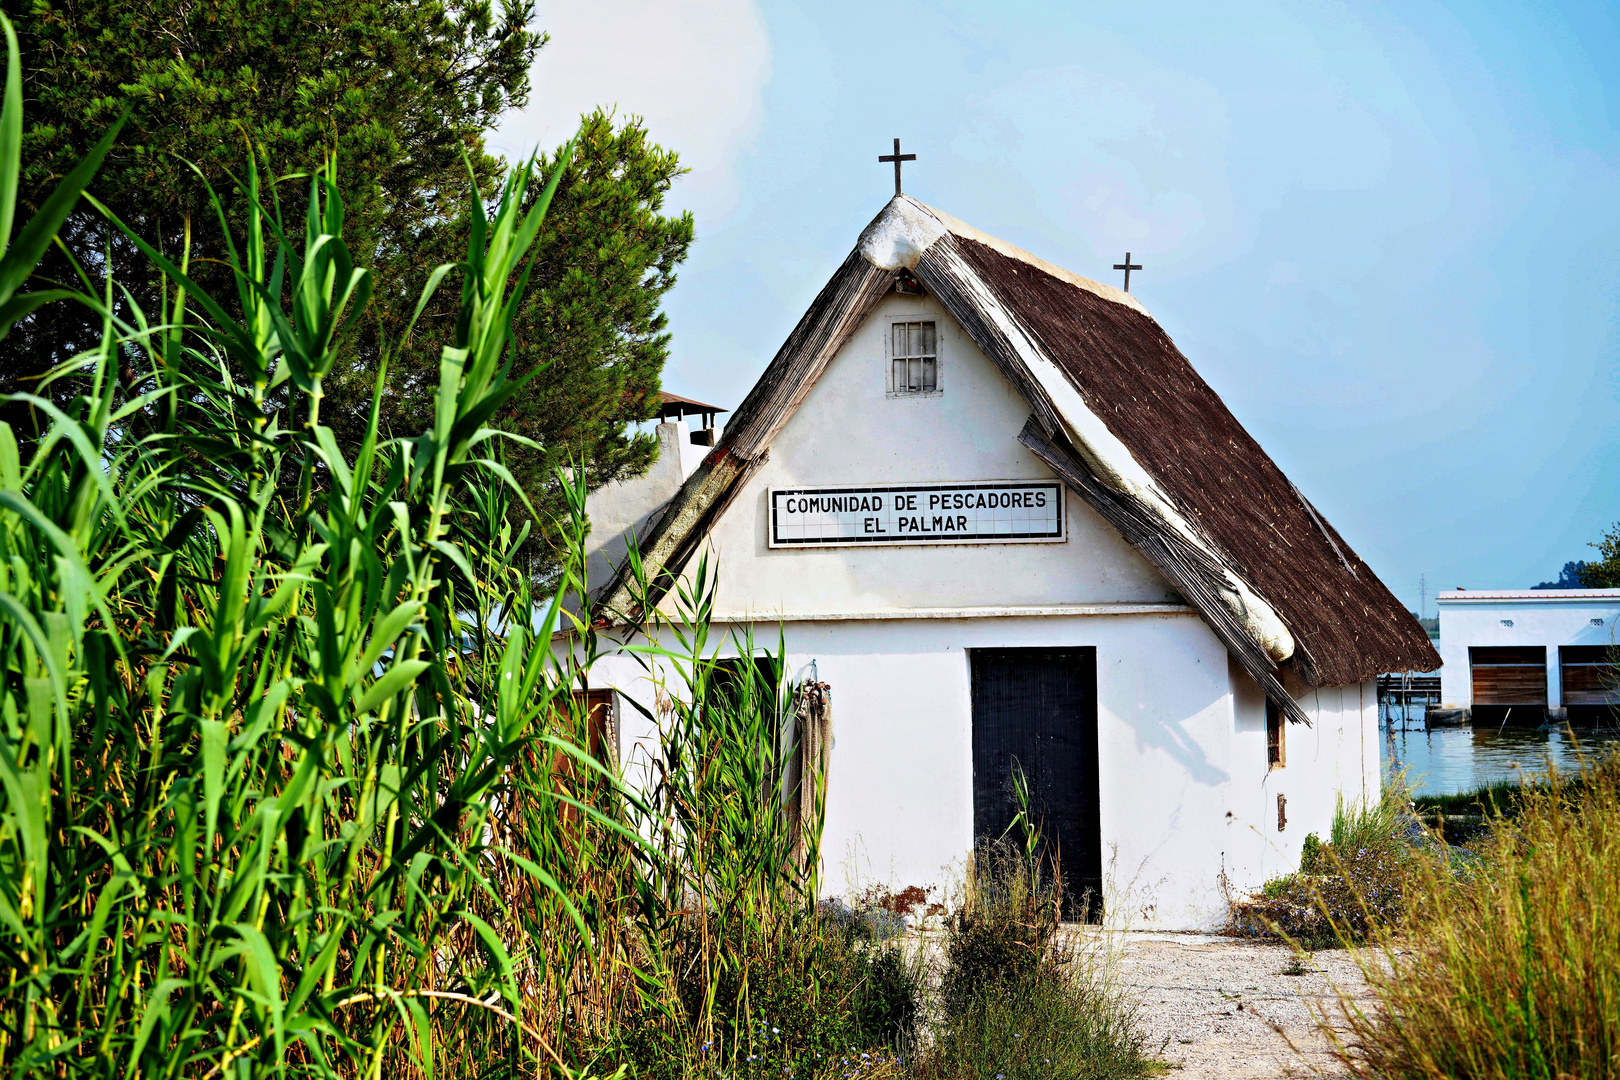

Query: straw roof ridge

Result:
[917,200,1150,318]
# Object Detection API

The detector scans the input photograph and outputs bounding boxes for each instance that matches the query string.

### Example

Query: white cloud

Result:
[491,0,772,225]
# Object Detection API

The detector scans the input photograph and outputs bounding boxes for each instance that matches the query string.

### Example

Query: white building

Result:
[570,195,1436,930]
[1435,589,1620,725]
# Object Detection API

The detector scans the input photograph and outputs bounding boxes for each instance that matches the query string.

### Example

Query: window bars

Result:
[891,320,937,394]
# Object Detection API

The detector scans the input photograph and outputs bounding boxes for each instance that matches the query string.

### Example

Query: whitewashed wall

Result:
[1436,591,1620,707]
[574,618,1376,931]
[582,421,687,594]
[1229,666,1381,897]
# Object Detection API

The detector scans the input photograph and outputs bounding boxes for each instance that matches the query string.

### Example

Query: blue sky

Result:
[493,0,1620,613]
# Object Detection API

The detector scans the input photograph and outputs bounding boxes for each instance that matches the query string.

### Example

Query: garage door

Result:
[1469,646,1547,705]
[1560,646,1619,707]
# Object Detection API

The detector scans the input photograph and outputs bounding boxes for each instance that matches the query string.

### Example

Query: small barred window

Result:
[890,320,937,395]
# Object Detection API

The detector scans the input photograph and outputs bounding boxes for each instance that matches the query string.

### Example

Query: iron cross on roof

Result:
[1113,252,1142,292]
[878,138,916,196]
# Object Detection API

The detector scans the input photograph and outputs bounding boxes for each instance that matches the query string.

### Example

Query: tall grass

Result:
[579,550,928,1076]
[0,20,911,1074]
[0,57,605,1071]
[1322,754,1620,1079]
[1232,781,1415,948]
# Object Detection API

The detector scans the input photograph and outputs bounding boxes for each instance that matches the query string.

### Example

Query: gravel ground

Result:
[1101,932,1375,1079]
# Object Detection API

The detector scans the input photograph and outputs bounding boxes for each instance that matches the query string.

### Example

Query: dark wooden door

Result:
[970,647,1101,918]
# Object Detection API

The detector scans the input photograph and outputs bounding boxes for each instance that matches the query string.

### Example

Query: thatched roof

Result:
[594,197,1439,719]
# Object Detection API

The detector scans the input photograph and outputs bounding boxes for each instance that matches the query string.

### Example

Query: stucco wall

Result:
[672,291,1177,617]
[1437,594,1620,707]
[576,618,1378,931]
[1227,664,1381,898]
[583,421,688,594]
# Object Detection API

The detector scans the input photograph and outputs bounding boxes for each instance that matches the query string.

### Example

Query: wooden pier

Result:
[1378,673,1442,726]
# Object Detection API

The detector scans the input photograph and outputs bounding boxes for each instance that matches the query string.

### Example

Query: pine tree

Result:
[1,5,694,582]
[324,110,694,580]
[0,0,538,406]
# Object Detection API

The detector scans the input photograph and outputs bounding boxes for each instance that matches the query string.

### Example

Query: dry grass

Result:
[1319,754,1620,1079]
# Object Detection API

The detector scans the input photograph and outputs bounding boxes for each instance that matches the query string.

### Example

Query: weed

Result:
[1261,875,1293,900]
[1299,832,1323,873]
[917,970,1152,1080]
[939,840,1063,1014]
[919,831,1151,1080]
[1320,753,1620,1079]
[1230,780,1418,948]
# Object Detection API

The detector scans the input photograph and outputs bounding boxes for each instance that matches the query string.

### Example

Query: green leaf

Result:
[460,911,520,1009]
[0,392,132,531]
[0,111,126,309]
[200,719,226,853]
[0,592,66,713]
[355,659,431,716]
[0,13,22,252]
[234,923,288,1059]
[128,978,189,1067]
[350,600,424,684]
[403,995,436,1080]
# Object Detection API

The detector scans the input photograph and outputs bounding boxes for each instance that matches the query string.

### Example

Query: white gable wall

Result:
[678,292,1176,617]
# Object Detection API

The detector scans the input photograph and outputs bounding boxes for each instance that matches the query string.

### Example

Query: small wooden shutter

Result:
[1470,646,1548,705]
[1266,698,1286,769]
[1560,646,1620,706]
[573,689,617,763]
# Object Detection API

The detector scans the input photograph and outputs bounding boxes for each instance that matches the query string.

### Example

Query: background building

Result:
[1436,590,1620,725]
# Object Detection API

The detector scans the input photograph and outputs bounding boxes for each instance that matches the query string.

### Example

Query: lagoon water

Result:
[1382,722,1620,797]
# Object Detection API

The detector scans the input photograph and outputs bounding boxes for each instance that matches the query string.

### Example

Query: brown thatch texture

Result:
[953,235,1439,686]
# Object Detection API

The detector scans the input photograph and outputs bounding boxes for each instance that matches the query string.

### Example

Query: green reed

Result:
[0,14,615,1069]
[0,17,842,1074]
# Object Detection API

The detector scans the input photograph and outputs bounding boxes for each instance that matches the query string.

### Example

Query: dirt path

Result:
[1109,933,1374,1079]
